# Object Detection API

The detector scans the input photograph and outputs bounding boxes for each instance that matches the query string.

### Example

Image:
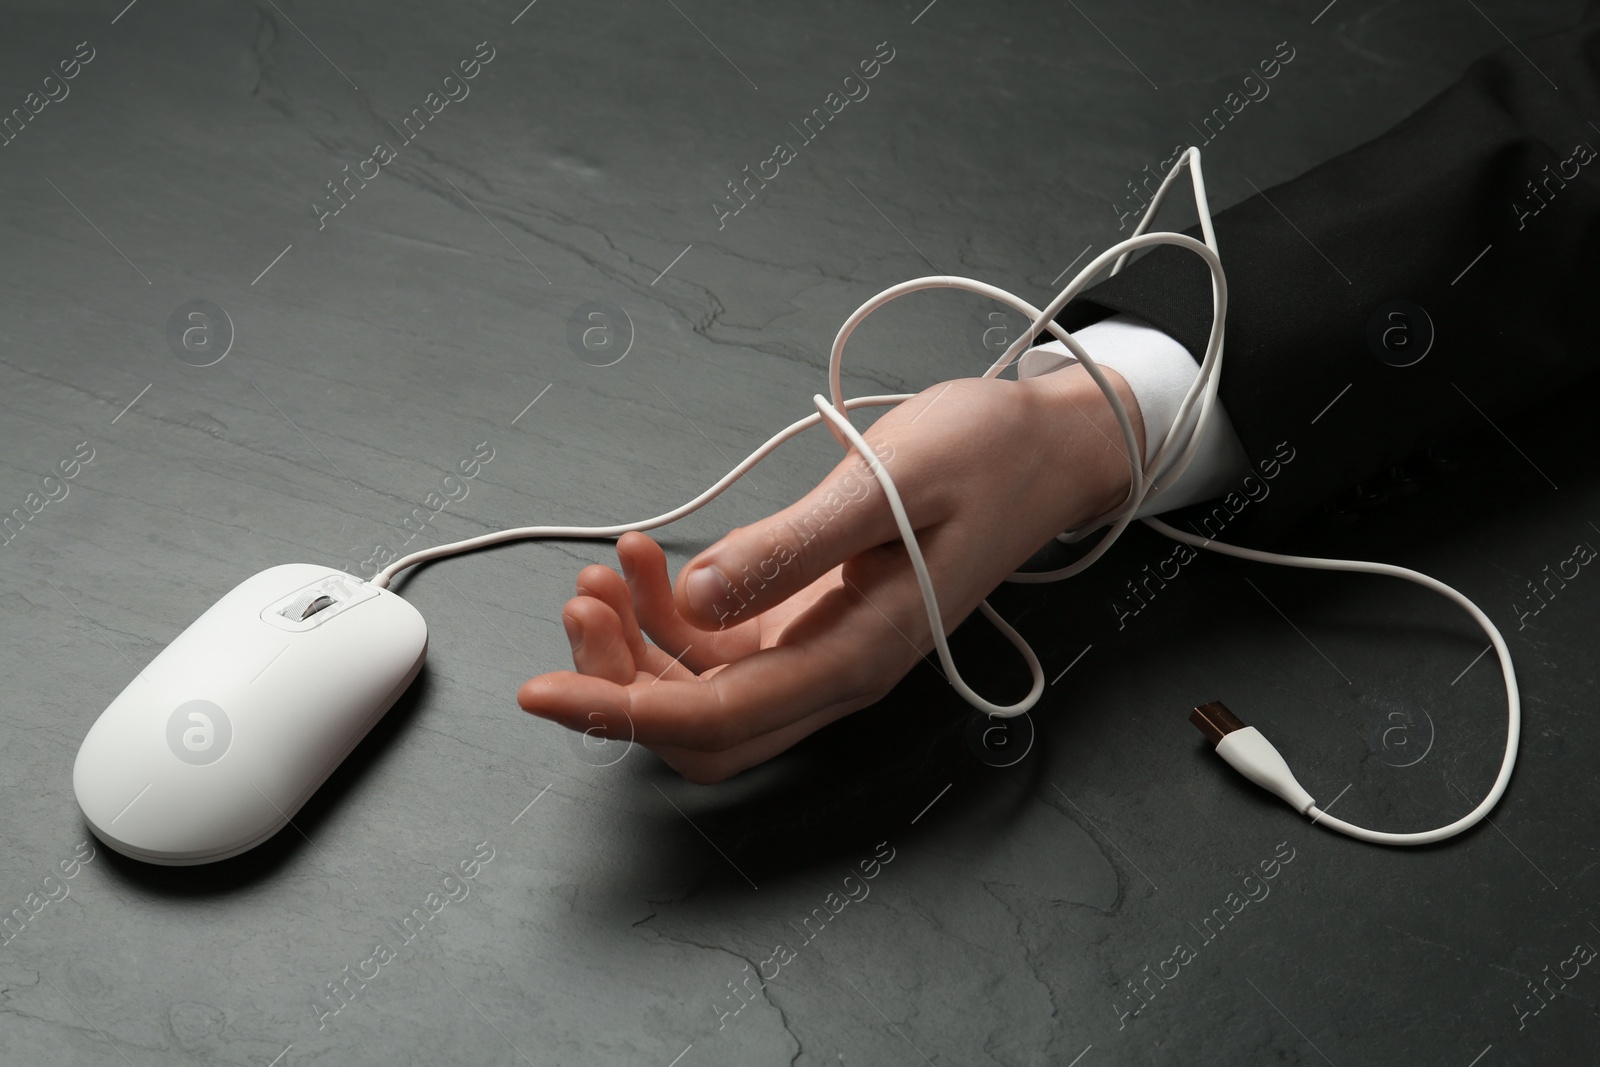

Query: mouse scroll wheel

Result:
[300,595,338,620]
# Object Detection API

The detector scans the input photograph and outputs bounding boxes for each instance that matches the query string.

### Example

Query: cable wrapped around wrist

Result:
[370,148,1520,848]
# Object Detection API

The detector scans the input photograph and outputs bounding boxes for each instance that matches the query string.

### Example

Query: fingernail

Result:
[685,563,736,621]
[562,614,583,653]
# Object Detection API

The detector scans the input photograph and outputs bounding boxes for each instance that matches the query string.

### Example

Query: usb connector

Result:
[1190,700,1245,745]
[1189,700,1316,816]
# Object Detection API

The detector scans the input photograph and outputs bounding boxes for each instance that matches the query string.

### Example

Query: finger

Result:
[561,596,637,685]
[574,564,652,667]
[617,532,758,667]
[576,561,709,681]
[524,584,908,753]
[671,436,940,629]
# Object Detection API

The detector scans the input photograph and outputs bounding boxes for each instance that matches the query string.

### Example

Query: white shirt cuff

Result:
[1018,313,1250,517]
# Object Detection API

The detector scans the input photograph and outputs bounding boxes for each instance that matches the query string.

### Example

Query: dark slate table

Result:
[2,1,1595,1063]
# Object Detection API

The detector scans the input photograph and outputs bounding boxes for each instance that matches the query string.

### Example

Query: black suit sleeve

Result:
[1051,19,1600,543]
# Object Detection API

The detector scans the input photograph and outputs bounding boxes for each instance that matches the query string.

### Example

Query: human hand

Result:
[517,366,1146,783]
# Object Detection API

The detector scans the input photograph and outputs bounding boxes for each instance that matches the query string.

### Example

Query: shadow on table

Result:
[652,368,1600,882]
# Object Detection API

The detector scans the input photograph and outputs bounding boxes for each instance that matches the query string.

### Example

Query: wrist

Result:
[1020,363,1147,532]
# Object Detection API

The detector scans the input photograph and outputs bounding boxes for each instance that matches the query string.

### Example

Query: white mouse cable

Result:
[367,393,916,587]
[1141,519,1522,847]
[369,147,1520,847]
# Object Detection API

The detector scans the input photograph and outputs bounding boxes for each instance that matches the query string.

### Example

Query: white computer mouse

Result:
[73,564,427,866]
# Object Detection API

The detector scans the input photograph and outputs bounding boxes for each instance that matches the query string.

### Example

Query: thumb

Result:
[674,442,918,628]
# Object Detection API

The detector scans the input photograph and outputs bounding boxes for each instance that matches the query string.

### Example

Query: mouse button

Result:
[239,648,374,755]
[145,646,260,709]
[151,603,274,679]
[369,588,429,648]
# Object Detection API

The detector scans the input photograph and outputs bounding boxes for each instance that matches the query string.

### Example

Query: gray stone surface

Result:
[1,0,1597,1063]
